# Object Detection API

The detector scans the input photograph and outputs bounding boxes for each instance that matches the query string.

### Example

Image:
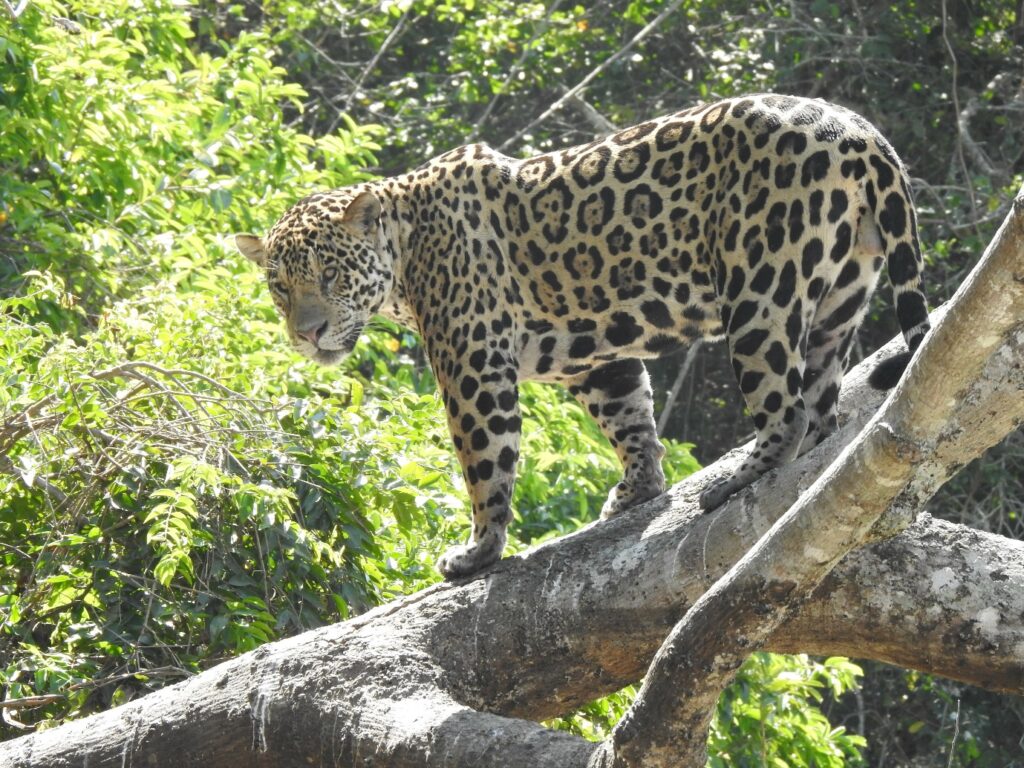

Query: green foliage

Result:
[549,654,866,767]
[1,0,391,728]
[708,654,866,767]
[0,258,696,728]
[0,0,381,326]
[515,382,700,541]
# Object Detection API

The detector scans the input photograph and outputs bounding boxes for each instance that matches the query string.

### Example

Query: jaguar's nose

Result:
[296,320,328,346]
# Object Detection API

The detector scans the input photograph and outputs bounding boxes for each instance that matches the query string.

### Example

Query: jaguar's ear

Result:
[341,191,382,235]
[235,234,268,268]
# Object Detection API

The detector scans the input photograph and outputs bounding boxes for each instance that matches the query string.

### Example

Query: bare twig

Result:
[497,0,686,152]
[68,666,191,692]
[90,361,253,402]
[467,0,568,141]
[941,0,981,237]
[0,671,50,731]
[955,72,1022,190]
[656,341,702,436]
[563,88,617,136]
[2,0,29,19]
[0,449,68,505]
[946,698,962,768]
[0,695,64,711]
[341,6,413,114]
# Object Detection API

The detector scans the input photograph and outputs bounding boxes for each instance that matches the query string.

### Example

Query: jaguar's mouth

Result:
[306,328,362,366]
[310,347,344,366]
[341,327,363,351]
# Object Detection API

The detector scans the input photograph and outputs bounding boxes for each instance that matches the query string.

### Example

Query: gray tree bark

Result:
[2,186,1022,768]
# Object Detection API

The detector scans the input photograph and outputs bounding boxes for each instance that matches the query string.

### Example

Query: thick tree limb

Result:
[3,192,1022,768]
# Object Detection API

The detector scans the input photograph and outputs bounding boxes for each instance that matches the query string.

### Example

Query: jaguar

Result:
[236,94,930,579]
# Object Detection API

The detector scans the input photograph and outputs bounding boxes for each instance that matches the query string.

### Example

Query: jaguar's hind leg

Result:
[699,302,812,510]
[800,214,887,453]
[798,326,855,455]
[567,359,666,518]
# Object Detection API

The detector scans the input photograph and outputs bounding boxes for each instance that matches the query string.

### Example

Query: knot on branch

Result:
[1013,189,1024,217]
[765,579,798,603]
[871,420,924,466]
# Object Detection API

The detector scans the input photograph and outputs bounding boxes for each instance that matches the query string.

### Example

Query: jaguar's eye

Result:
[270,282,289,307]
[322,266,339,283]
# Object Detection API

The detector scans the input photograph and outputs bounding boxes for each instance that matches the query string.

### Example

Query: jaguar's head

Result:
[235,190,392,366]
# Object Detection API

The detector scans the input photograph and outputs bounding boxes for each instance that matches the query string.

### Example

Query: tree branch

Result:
[656,340,701,436]
[341,6,413,113]
[2,0,29,20]
[467,0,569,141]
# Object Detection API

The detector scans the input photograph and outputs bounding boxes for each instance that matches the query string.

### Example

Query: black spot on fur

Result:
[477,391,496,415]
[641,299,674,329]
[569,336,596,358]
[605,312,644,346]
[827,190,848,223]
[830,222,852,262]
[824,287,867,330]
[726,267,746,301]
[880,192,907,238]
[734,328,769,356]
[772,261,797,307]
[741,370,765,394]
[835,260,860,289]
[801,150,830,185]
[613,144,652,183]
[801,238,823,278]
[887,242,919,284]
[498,446,517,472]
[655,120,694,151]
[645,334,684,355]
[744,188,769,218]
[726,300,758,333]
[750,263,775,294]
[869,154,895,190]
[765,341,788,375]
[460,376,479,399]
[471,428,489,451]
[571,146,611,187]
[775,131,808,155]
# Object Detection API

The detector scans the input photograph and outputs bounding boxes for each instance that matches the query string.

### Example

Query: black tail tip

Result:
[868,351,913,390]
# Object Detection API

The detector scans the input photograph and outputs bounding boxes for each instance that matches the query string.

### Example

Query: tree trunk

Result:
[3,186,1022,768]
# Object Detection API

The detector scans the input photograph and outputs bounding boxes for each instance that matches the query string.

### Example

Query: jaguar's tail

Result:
[865,140,931,390]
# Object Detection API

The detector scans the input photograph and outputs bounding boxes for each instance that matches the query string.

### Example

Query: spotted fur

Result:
[236,94,931,579]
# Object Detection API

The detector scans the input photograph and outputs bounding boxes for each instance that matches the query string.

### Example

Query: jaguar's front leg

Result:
[434,345,522,580]
[567,359,666,519]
